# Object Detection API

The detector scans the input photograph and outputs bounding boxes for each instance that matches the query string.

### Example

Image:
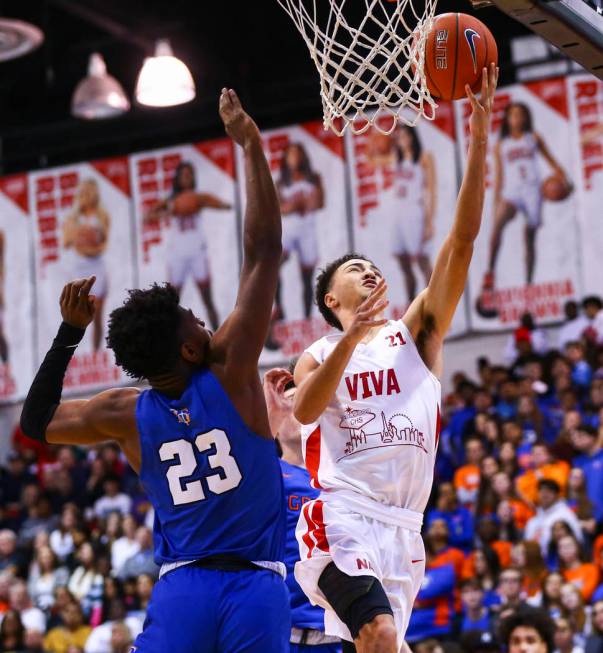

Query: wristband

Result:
[53,322,86,348]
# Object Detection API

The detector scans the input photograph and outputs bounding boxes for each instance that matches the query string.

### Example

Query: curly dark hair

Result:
[498,607,555,652]
[106,284,184,380]
[314,253,371,331]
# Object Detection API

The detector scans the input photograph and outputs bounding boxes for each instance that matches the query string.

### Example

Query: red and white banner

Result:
[455,78,581,330]
[31,158,134,394]
[346,104,468,337]
[236,121,350,364]
[0,175,35,401]
[567,74,603,297]
[130,140,239,331]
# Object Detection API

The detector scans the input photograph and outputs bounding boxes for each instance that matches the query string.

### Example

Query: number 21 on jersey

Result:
[159,428,242,506]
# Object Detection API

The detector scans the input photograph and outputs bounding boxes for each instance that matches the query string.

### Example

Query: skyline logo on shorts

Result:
[170,407,191,426]
[464,28,481,74]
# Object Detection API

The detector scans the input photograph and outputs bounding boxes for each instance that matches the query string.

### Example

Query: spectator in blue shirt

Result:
[453,578,495,637]
[566,342,593,390]
[427,483,475,552]
[571,424,603,521]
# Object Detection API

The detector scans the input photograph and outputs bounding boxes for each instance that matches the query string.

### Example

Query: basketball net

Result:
[277,0,439,136]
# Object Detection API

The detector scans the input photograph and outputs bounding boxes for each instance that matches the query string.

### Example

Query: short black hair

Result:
[582,295,603,311]
[538,478,561,494]
[314,253,372,330]
[106,284,183,380]
[498,607,555,652]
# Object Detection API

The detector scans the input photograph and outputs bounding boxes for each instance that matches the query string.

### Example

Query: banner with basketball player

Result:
[345,104,469,337]
[0,175,36,401]
[455,77,580,331]
[567,74,603,297]
[31,158,135,394]
[130,140,239,333]
[235,121,350,364]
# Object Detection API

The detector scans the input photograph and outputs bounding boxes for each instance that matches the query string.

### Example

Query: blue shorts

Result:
[133,565,290,653]
[290,644,341,653]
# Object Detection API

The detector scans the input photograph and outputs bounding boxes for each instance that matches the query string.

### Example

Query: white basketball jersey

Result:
[168,211,205,257]
[301,319,441,513]
[500,133,540,193]
[279,178,317,219]
[395,158,424,208]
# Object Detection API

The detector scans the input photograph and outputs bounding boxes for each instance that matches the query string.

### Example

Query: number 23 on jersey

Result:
[159,429,243,506]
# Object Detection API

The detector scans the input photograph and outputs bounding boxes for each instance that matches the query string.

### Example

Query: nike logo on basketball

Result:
[464,28,481,73]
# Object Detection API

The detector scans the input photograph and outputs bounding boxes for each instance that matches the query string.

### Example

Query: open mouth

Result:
[362,279,377,289]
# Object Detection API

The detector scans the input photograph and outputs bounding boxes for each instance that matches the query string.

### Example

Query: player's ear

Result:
[180,341,202,364]
[324,291,338,311]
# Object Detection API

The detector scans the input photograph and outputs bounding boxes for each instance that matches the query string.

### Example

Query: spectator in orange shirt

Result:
[516,441,570,506]
[511,541,548,599]
[454,437,485,508]
[477,515,512,569]
[558,534,600,602]
[492,471,535,531]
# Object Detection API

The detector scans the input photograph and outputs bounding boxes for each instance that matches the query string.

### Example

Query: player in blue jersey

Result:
[20,89,290,653]
[263,368,341,653]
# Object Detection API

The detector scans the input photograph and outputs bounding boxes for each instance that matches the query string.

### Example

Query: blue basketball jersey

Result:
[136,369,285,565]
[280,459,325,630]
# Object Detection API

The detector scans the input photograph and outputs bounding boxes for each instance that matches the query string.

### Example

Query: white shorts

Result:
[295,491,425,650]
[72,254,107,298]
[282,213,318,268]
[391,208,429,258]
[167,247,209,287]
[502,184,543,228]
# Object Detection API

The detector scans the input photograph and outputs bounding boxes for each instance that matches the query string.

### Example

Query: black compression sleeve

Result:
[20,322,85,441]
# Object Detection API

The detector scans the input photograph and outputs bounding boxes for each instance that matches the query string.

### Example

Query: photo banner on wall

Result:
[567,74,603,297]
[346,103,468,337]
[0,174,35,401]
[31,158,135,394]
[455,77,581,331]
[130,140,239,332]
[236,121,350,365]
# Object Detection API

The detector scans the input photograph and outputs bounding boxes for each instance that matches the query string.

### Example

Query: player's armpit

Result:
[46,387,140,447]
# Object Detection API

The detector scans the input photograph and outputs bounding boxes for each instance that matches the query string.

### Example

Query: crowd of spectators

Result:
[0,296,602,652]
[410,296,603,653]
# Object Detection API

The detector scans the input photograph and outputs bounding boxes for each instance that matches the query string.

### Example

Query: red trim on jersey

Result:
[305,426,322,489]
[311,500,330,554]
[301,502,317,558]
[435,404,441,453]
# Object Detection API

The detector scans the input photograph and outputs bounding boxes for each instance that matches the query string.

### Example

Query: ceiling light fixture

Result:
[71,53,130,120]
[135,39,196,107]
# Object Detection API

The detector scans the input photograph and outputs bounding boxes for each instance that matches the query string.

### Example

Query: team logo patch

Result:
[464,28,481,73]
[170,407,191,426]
[128,648,137,653]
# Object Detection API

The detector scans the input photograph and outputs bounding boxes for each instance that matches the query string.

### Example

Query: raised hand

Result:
[60,277,96,329]
[263,368,295,436]
[466,63,499,143]
[219,88,261,148]
[346,278,389,345]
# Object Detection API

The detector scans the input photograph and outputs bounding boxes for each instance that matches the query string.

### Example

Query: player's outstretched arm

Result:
[406,64,498,344]
[20,278,139,465]
[197,193,232,210]
[211,89,282,380]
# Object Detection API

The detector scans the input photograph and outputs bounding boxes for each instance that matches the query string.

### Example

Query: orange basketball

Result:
[542,175,573,202]
[172,190,202,216]
[423,13,498,101]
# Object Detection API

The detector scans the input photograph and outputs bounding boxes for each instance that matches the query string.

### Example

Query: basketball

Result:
[541,174,573,202]
[172,190,203,215]
[423,13,498,101]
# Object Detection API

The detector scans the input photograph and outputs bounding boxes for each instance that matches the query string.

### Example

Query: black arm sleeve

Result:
[20,322,85,441]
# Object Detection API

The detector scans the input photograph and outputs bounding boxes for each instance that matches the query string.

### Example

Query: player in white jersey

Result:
[146,162,231,330]
[276,143,324,321]
[62,179,110,351]
[292,65,498,653]
[477,102,568,317]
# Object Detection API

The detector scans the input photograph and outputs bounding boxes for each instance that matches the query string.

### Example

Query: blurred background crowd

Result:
[0,294,603,653]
